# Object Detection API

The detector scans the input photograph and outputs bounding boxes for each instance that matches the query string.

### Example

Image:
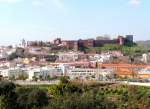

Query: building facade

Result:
[53,35,133,50]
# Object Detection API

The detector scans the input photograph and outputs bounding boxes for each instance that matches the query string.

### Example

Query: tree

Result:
[130,56,135,78]
[15,47,25,58]
[17,74,28,81]
[32,76,38,81]
[46,75,58,81]
[0,82,18,109]
[27,89,49,108]
[48,82,82,97]
[39,75,44,81]
[7,52,17,60]
[9,75,16,81]
[60,76,70,84]
[0,75,3,81]
[0,81,16,95]
[0,96,5,109]
[16,87,49,109]
[45,92,116,109]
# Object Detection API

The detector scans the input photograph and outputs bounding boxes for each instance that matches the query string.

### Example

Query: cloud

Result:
[129,0,141,5]
[0,0,22,4]
[52,0,64,9]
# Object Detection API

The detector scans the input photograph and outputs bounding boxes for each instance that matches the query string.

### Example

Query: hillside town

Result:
[0,35,150,84]
[1,0,150,108]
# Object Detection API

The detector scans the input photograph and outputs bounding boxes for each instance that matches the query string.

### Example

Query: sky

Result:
[0,0,150,45]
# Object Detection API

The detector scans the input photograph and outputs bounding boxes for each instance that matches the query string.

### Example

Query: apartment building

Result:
[67,68,114,80]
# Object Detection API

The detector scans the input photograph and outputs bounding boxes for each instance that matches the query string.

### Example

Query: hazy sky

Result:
[0,0,149,45]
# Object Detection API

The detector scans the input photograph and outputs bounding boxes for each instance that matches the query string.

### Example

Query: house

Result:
[0,69,9,77]
[57,52,85,62]
[27,66,63,81]
[0,67,28,79]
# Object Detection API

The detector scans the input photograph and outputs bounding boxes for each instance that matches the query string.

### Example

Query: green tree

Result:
[39,75,44,81]
[48,83,82,96]
[60,76,70,84]
[0,81,16,95]
[17,74,28,81]
[0,96,5,109]
[27,89,49,108]
[9,75,16,81]
[0,82,18,109]
[7,52,17,60]
[32,76,38,81]
[0,75,3,81]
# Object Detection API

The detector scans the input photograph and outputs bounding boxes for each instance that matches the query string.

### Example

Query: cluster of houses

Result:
[0,46,16,60]
[1,36,150,82]
[0,61,115,81]
[0,45,123,81]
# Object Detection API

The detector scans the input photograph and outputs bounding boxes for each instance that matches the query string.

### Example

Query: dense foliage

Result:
[1,81,150,109]
[0,81,49,109]
[85,44,150,56]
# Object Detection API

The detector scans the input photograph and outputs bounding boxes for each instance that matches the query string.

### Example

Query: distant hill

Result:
[136,40,150,47]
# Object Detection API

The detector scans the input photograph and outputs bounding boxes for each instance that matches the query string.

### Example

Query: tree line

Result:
[1,78,150,109]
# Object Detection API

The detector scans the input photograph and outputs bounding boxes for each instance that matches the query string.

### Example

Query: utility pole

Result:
[130,56,134,79]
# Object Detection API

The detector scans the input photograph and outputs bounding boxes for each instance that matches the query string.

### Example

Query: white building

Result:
[0,62,10,68]
[0,67,28,79]
[141,53,150,63]
[57,52,84,62]
[27,66,63,81]
[67,68,114,80]
[0,52,8,60]
[28,67,48,80]
[58,64,70,75]
[0,69,9,77]
[89,54,112,63]
[0,65,63,81]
